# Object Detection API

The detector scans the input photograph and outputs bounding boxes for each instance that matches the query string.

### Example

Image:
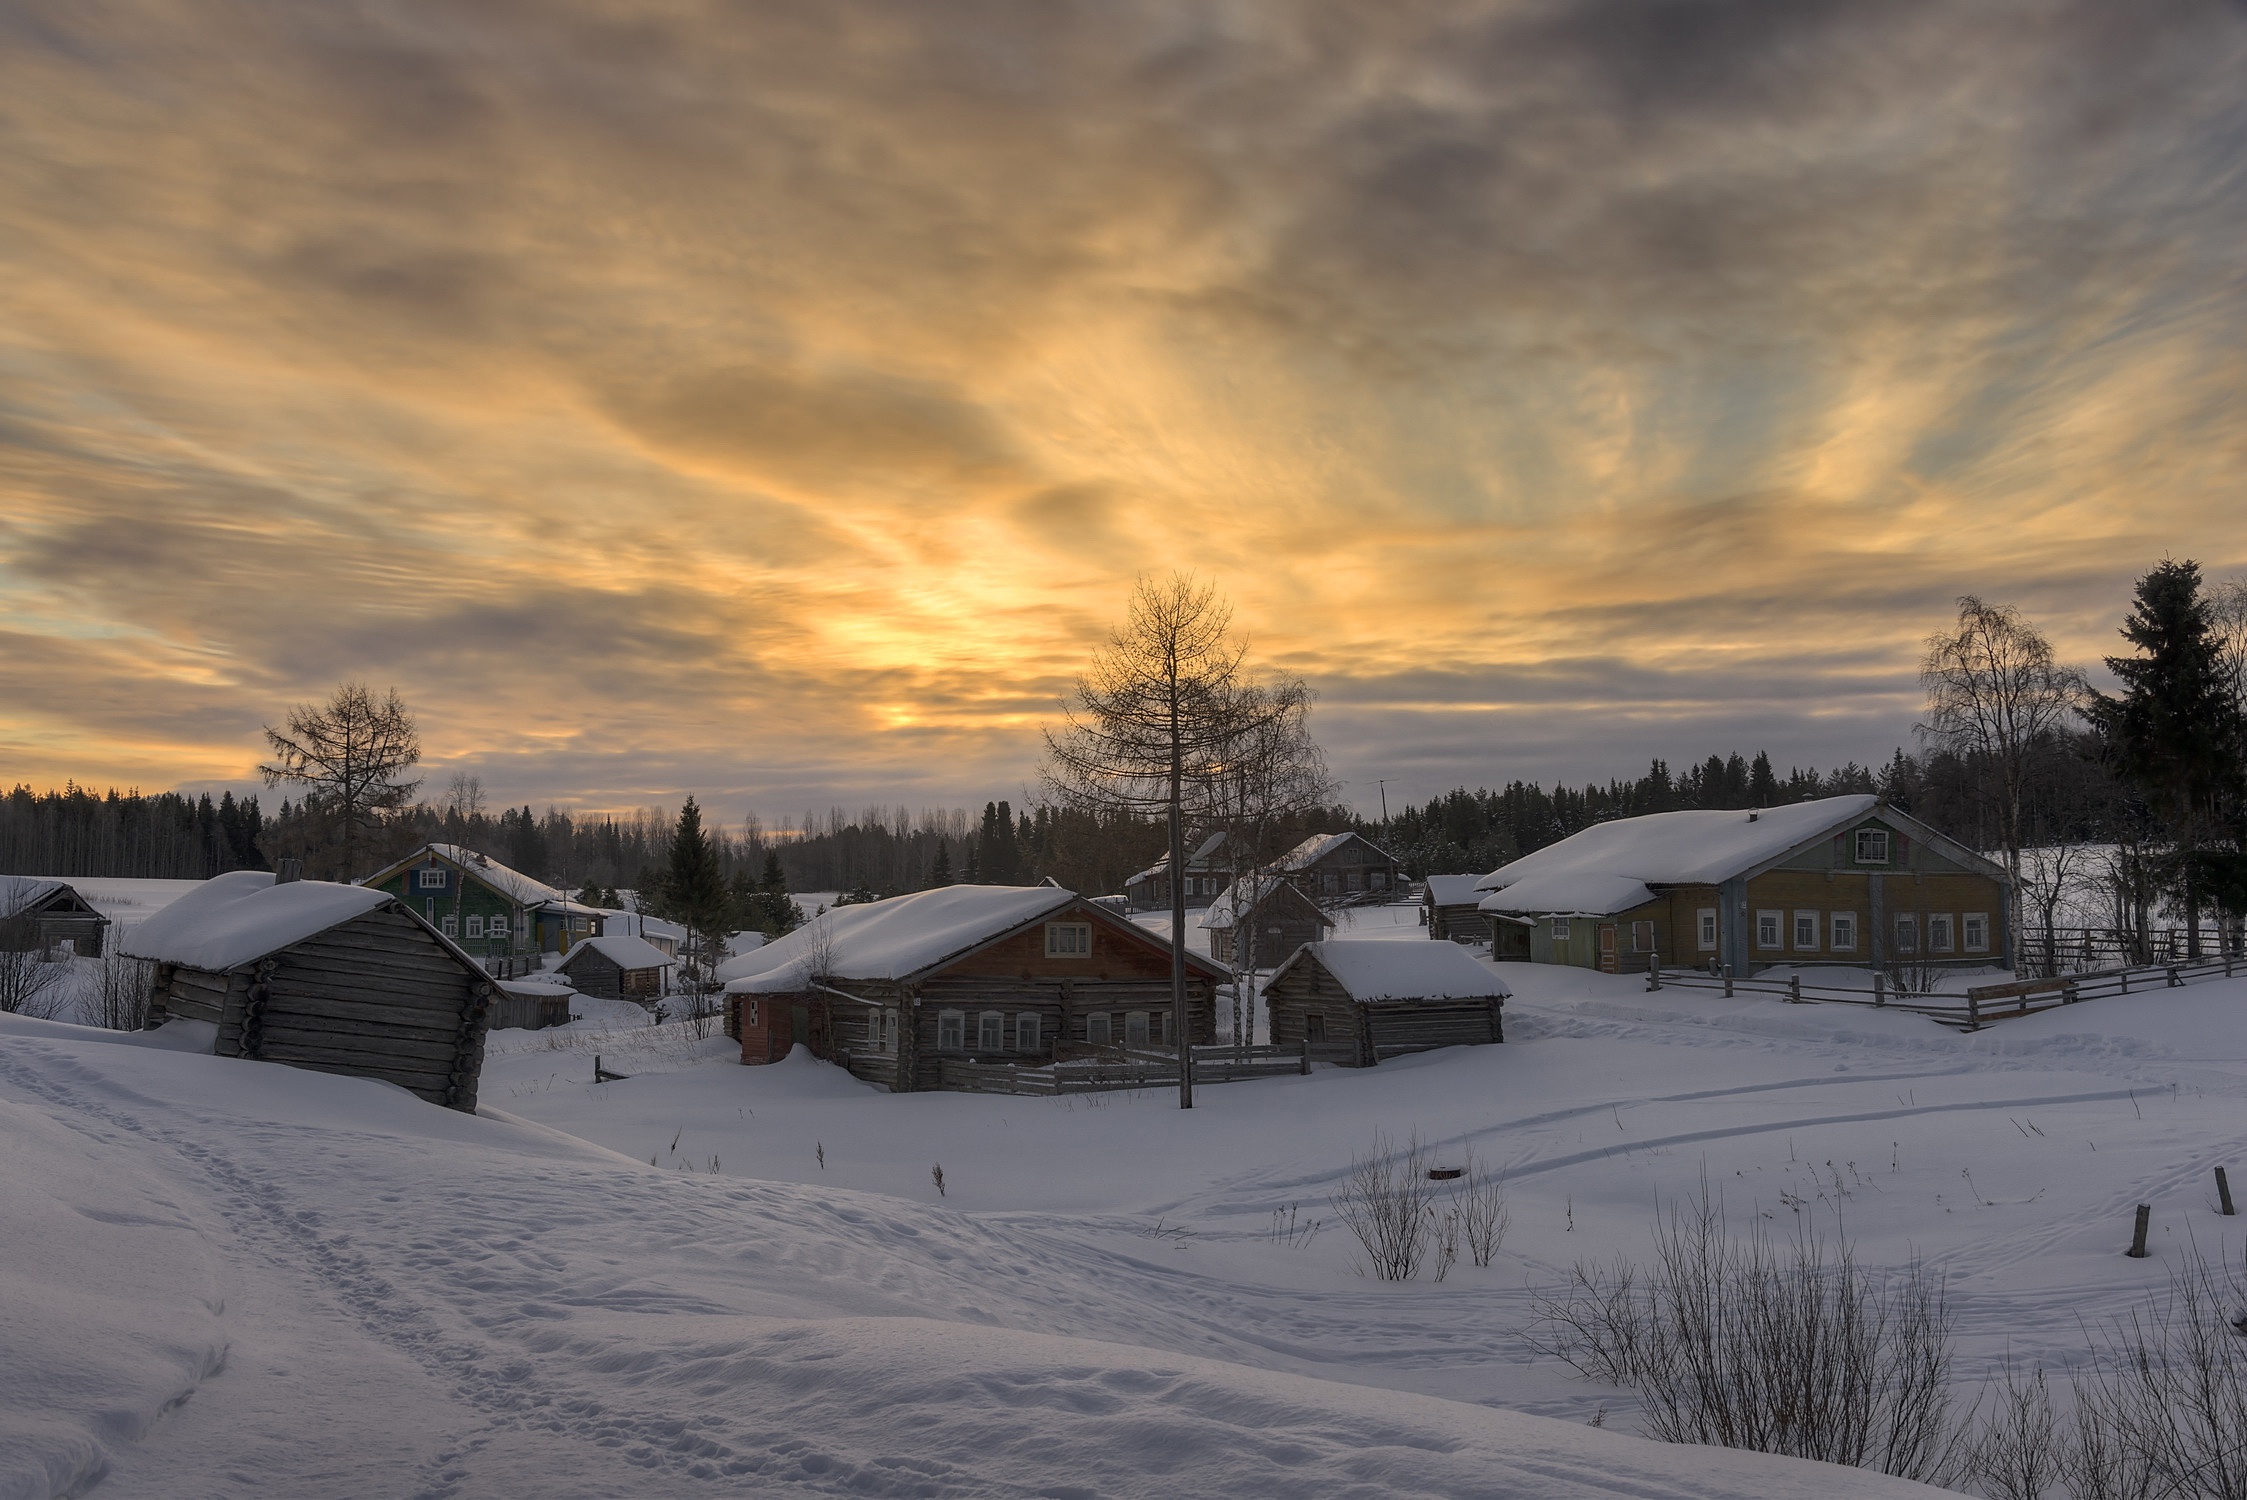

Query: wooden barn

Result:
[1271,832,1406,906]
[1422,875,1490,944]
[1199,875,1333,969]
[555,934,672,1001]
[1265,940,1508,1068]
[1124,831,1234,912]
[722,884,1225,1090]
[491,978,576,1031]
[121,870,493,1111]
[0,876,110,957]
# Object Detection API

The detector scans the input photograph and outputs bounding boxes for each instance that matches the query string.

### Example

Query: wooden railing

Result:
[1649,951,2247,1031]
[2017,926,2245,977]
[936,1042,1312,1096]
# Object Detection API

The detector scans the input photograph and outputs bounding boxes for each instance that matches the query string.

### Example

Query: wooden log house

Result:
[121,870,494,1111]
[555,934,672,1001]
[723,884,1226,1091]
[0,876,111,957]
[1199,875,1333,969]
[1421,875,1491,944]
[1264,940,1509,1067]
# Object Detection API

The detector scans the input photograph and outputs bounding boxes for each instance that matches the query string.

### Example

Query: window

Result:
[1371,869,1390,890]
[1698,909,1718,951]
[1894,914,1919,953]
[1631,920,1656,953]
[744,999,760,1027]
[1304,1012,1327,1043]
[1854,828,1891,865]
[1963,913,1989,953]
[1015,1013,1041,1052]
[417,866,446,889]
[1321,870,1340,895]
[1085,1012,1114,1045]
[1045,922,1091,957]
[868,1010,895,1052]
[441,914,459,939]
[572,918,590,934]
[1125,1011,1151,1047]
[465,914,484,939]
[424,898,436,921]
[1831,912,1858,952]
[978,1011,1004,1052]
[1551,917,1572,941]
[1929,914,1955,953]
[1757,911,1783,949]
[937,1010,965,1050]
[1794,911,1819,951]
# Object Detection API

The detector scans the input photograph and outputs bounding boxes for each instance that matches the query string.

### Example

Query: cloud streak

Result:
[3,0,2245,814]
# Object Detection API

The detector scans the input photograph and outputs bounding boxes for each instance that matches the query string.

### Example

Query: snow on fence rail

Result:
[933,1043,1312,1096]
[1647,952,2247,1031]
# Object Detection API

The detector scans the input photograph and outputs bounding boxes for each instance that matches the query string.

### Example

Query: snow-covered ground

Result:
[8,899,2247,1497]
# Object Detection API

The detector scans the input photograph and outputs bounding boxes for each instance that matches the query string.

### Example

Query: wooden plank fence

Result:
[1648,950,2247,1031]
[936,1042,1312,1096]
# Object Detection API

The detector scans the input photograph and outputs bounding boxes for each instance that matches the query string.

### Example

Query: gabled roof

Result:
[559,934,674,972]
[120,871,400,971]
[723,884,1226,994]
[0,876,86,921]
[1272,831,1393,872]
[359,843,568,908]
[1479,873,1657,918]
[1422,875,1487,907]
[1271,940,1511,1002]
[1198,875,1334,932]
[1124,831,1231,887]
[1474,796,1883,896]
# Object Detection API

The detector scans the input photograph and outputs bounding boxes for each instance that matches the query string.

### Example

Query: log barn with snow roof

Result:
[122,870,494,1111]
[1474,795,2013,977]
[555,933,672,1001]
[1421,875,1491,945]
[0,876,110,957]
[721,884,1225,1091]
[1264,940,1509,1067]
[1271,832,1405,906]
[1198,875,1333,969]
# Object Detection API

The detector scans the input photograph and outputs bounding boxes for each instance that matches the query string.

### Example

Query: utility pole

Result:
[1376,779,1392,823]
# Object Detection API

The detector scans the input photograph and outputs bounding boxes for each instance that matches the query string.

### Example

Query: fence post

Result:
[2219,1167,2237,1217]
[1874,972,1886,1008]
[1647,953,1661,992]
[1967,990,1980,1031]
[2166,965,2182,989]
[1789,975,1802,1004]
[1723,965,1734,999]
[1300,1036,1310,1075]
[2127,1204,2151,1258]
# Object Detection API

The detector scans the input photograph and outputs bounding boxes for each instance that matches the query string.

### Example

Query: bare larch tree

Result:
[1920,599,2081,969]
[1044,573,1286,1108]
[261,682,423,879]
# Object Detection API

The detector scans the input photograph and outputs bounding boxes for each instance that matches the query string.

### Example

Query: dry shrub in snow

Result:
[1529,1189,1954,1483]
[1456,1150,1510,1268]
[1331,1131,1439,1281]
[92,953,154,1031]
[0,940,70,1018]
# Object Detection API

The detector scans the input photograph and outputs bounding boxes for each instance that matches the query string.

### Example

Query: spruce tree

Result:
[1747,751,1777,807]
[663,798,730,978]
[930,842,953,886]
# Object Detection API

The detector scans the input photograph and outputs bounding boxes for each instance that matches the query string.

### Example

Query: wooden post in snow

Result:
[2127,1204,2152,1258]
[2219,1167,2237,1217]
[1873,971,1886,1008]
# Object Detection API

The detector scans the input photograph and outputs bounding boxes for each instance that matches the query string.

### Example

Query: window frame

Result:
[1550,917,1571,942]
[1830,912,1858,953]
[441,914,459,939]
[937,1009,965,1050]
[1854,828,1891,865]
[1631,919,1656,954]
[1756,910,1783,949]
[1928,913,1955,954]
[1044,921,1092,958]
[1793,910,1820,952]
[1124,1010,1151,1047]
[465,914,484,939]
[1963,913,1989,953]
[1894,914,1919,954]
[1015,1012,1041,1052]
[1085,1011,1113,1046]
[977,1010,1005,1053]
[1697,909,1718,952]
[416,866,447,890]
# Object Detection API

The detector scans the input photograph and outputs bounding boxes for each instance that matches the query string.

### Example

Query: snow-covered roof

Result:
[600,910,686,942]
[496,978,575,998]
[119,871,397,971]
[559,934,674,972]
[1271,831,1391,873]
[1273,940,1511,1003]
[1125,831,1230,886]
[1198,875,1330,932]
[0,876,69,919]
[1422,875,1486,908]
[1478,873,1658,918]
[1474,796,1883,896]
[725,930,767,955]
[365,843,569,908]
[722,885,1081,994]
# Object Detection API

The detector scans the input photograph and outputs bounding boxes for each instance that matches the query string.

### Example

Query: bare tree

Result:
[1045,573,1287,1108]
[91,952,154,1031]
[1920,599,2082,969]
[0,940,68,1018]
[261,682,422,879]
[445,771,487,824]
[2015,843,2093,977]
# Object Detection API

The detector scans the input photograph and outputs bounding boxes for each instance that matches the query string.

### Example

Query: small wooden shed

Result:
[0,877,111,957]
[1199,876,1333,969]
[120,870,493,1111]
[1265,939,1508,1067]
[491,978,576,1031]
[556,934,671,1001]
[1422,875,1490,944]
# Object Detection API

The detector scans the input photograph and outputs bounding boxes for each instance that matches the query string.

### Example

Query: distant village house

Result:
[0,876,110,957]
[1199,876,1333,969]
[359,843,600,960]
[1265,940,1509,1067]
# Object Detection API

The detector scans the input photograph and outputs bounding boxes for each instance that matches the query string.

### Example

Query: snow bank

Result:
[1278,940,1512,1001]
[723,884,1075,993]
[117,872,391,971]
[1477,795,1879,892]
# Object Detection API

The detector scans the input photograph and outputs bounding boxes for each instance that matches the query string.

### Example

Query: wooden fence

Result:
[2017,925,2245,977]
[936,1042,1312,1096]
[1650,952,2247,1031]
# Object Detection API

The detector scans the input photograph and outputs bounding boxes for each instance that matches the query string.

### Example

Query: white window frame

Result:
[441,914,459,939]
[1894,914,1919,954]
[1631,920,1656,954]
[1015,1012,1041,1052]
[1928,913,1955,954]
[1697,909,1718,952]
[1830,912,1858,953]
[1793,910,1819,951]
[465,914,484,939]
[1086,1012,1113,1046]
[1044,922,1092,958]
[417,866,447,889]
[1124,1010,1151,1047]
[1550,917,1571,942]
[1756,910,1783,949]
[1963,913,1989,953]
[977,1010,1004,1052]
[1854,828,1891,865]
[937,1009,965,1050]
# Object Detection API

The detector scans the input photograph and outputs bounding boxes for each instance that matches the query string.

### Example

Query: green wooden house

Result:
[359,843,598,963]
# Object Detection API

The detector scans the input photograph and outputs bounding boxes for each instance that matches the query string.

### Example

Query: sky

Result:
[3,0,2245,822]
